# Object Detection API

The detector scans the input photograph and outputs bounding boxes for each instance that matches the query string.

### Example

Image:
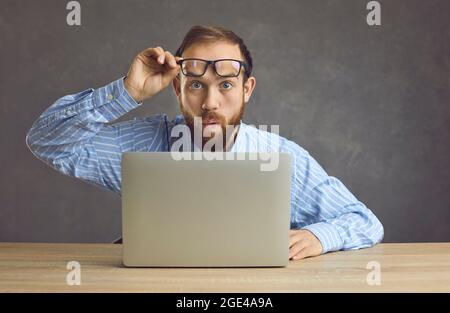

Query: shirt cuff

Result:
[302,222,344,254]
[93,76,142,120]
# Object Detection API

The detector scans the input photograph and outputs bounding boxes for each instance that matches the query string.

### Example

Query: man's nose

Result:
[201,67,220,110]
[202,88,220,111]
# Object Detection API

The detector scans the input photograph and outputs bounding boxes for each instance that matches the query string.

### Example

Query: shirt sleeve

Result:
[25,77,143,195]
[290,144,384,254]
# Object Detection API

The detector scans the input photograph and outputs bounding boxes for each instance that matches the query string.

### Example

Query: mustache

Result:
[201,111,226,124]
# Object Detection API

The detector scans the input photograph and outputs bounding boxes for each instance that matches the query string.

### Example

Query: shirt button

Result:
[107,94,114,101]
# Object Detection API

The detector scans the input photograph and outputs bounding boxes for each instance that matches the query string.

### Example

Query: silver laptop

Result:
[121,152,291,267]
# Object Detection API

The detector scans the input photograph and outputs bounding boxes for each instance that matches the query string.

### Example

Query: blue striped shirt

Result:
[26,76,384,254]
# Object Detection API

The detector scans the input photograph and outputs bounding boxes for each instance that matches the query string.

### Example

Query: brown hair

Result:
[175,25,253,81]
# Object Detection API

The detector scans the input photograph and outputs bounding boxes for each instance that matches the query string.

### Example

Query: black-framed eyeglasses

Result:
[176,58,249,78]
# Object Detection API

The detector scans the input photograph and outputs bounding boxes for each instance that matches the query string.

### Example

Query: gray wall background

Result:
[1,0,449,243]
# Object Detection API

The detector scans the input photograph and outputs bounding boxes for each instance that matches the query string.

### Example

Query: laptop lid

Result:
[121,152,291,267]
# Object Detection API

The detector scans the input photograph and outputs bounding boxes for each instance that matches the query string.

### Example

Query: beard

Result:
[179,96,245,151]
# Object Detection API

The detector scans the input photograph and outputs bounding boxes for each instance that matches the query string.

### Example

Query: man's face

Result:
[172,41,256,149]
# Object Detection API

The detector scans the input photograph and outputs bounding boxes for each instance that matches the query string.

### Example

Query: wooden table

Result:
[0,242,449,292]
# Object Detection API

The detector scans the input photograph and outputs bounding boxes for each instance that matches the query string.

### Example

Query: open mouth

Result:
[202,120,220,125]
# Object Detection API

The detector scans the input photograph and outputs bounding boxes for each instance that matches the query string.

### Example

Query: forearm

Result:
[26,78,138,155]
[302,201,384,253]
[292,147,384,254]
[25,77,141,179]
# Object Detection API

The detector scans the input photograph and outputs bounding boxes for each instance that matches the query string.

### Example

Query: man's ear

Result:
[172,75,181,98]
[243,76,256,104]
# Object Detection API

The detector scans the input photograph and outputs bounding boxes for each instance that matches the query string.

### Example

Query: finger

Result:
[140,47,165,64]
[154,46,165,64]
[292,246,315,260]
[141,47,162,58]
[289,236,299,248]
[289,240,308,259]
[164,51,177,68]
[289,232,305,248]
[157,54,165,64]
